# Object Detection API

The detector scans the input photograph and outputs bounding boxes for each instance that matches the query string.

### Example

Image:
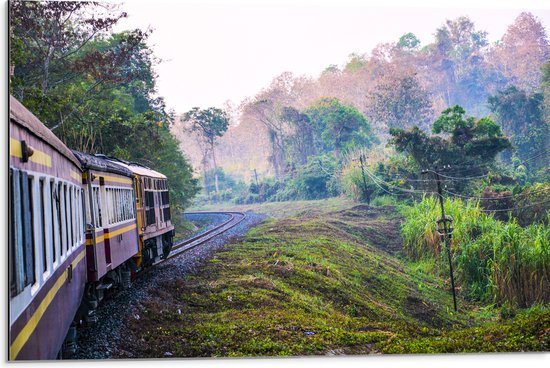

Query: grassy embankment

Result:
[118,199,550,357]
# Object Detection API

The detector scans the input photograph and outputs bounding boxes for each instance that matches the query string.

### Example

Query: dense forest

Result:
[9,1,199,211]
[175,12,549,209]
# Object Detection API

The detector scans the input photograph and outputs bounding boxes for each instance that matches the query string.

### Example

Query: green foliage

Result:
[367,74,434,131]
[9,1,199,210]
[291,155,340,200]
[401,196,550,307]
[182,107,230,144]
[202,168,242,194]
[304,97,376,156]
[397,33,421,50]
[232,155,341,205]
[380,305,550,353]
[390,105,512,170]
[341,149,423,203]
[488,86,548,172]
[344,53,367,73]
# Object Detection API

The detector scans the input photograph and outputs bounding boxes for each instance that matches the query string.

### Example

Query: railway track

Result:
[166,211,247,260]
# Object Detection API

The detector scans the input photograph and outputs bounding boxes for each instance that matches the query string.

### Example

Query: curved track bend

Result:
[166,211,247,260]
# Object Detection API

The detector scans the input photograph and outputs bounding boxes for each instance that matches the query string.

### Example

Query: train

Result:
[9,95,175,360]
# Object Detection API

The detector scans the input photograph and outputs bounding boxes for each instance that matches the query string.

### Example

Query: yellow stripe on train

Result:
[85,223,137,246]
[9,249,86,360]
[10,138,52,168]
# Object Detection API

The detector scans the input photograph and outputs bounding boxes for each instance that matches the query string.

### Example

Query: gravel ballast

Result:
[74,211,266,360]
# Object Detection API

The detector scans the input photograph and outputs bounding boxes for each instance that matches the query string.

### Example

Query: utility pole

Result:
[422,166,458,312]
[252,168,259,187]
[359,153,370,203]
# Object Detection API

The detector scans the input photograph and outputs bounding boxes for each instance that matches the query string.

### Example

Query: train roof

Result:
[9,95,81,169]
[71,150,134,178]
[97,155,167,179]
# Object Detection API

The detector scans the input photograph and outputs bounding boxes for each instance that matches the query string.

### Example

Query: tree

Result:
[304,97,376,157]
[428,16,491,111]
[10,1,199,211]
[280,106,315,165]
[397,33,421,51]
[488,86,548,170]
[491,12,550,93]
[390,105,512,171]
[182,107,230,194]
[9,1,126,92]
[241,72,309,178]
[366,73,434,132]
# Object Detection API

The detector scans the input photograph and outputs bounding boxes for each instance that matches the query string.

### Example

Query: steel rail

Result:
[166,211,247,260]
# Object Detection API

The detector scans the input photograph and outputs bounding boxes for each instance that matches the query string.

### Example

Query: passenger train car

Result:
[9,96,87,360]
[8,96,176,360]
[71,151,140,323]
[101,157,175,268]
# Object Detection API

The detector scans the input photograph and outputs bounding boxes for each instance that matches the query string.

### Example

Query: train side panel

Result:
[9,96,86,360]
[80,165,139,282]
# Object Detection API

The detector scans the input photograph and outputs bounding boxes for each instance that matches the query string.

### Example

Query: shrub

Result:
[402,196,550,307]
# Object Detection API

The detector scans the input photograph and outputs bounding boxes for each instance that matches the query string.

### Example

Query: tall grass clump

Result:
[402,197,550,307]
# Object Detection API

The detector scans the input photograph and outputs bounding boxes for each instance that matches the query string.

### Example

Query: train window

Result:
[57,183,63,256]
[125,190,128,220]
[81,189,86,235]
[60,183,66,255]
[106,188,112,224]
[128,191,132,219]
[75,189,80,244]
[72,186,77,247]
[49,181,56,262]
[39,179,47,274]
[23,174,36,287]
[9,169,17,295]
[93,187,102,228]
[55,183,63,259]
[85,187,91,225]
[69,186,74,250]
[119,189,124,221]
[118,190,122,221]
[64,184,70,254]
[124,190,128,220]
[130,191,133,217]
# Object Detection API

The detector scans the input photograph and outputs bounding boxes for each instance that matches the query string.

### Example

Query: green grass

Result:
[189,197,357,219]
[116,200,550,358]
[401,196,550,307]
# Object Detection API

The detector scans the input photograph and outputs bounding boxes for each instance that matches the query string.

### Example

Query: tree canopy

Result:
[304,97,376,157]
[390,105,512,169]
[9,0,199,210]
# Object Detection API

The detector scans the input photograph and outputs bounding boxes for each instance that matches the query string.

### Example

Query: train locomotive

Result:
[8,96,175,360]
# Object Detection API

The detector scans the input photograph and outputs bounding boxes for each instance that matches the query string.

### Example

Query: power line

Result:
[435,172,491,181]
[364,167,432,195]
[418,149,549,178]
[438,149,549,173]
[441,186,550,201]
[479,198,550,213]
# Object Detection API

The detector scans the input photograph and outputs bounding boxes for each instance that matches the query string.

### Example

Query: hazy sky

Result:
[113,0,550,115]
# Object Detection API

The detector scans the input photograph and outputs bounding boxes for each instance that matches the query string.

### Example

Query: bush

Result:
[402,196,550,307]
[341,149,423,203]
